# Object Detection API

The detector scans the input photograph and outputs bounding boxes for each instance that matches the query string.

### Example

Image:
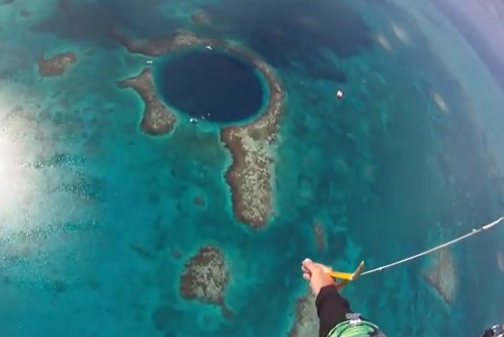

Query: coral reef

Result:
[117,68,176,135]
[38,52,77,77]
[287,290,318,337]
[422,248,457,303]
[313,220,325,253]
[112,30,285,229]
[179,246,234,318]
[191,11,210,24]
[220,45,283,229]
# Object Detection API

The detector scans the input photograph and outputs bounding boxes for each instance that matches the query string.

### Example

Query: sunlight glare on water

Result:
[0,91,94,268]
[0,112,35,232]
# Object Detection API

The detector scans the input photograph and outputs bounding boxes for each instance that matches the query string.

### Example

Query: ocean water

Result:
[155,50,264,123]
[0,0,503,337]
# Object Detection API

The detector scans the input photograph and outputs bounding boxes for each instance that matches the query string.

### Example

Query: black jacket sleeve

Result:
[316,285,352,337]
[483,329,494,337]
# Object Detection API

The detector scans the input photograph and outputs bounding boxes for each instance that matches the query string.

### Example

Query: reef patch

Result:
[191,10,210,25]
[117,69,176,136]
[422,247,457,304]
[313,220,325,254]
[38,52,77,77]
[179,246,234,319]
[220,45,283,229]
[287,290,318,337]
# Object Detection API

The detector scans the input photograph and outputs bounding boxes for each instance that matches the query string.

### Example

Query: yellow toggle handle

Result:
[325,261,365,290]
[327,271,354,280]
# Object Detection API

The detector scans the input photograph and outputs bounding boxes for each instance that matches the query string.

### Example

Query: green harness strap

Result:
[327,317,380,337]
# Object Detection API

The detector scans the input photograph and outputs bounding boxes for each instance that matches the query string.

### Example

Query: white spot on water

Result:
[375,33,392,51]
[391,23,409,44]
[431,91,449,113]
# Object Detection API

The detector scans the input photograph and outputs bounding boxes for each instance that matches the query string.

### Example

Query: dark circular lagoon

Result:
[155,50,265,123]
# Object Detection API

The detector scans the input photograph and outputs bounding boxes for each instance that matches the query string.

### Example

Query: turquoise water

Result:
[1,0,504,336]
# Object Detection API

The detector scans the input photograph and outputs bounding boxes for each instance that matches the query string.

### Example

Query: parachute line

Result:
[359,216,504,277]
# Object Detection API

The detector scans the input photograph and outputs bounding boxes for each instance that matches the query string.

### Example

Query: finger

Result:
[302,258,317,273]
[302,272,310,280]
[302,258,313,268]
[301,263,310,274]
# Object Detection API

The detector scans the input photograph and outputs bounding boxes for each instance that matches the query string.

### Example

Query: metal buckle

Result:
[346,313,362,326]
[491,325,504,337]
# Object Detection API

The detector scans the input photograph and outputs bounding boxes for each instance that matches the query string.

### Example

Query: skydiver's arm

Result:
[316,285,352,337]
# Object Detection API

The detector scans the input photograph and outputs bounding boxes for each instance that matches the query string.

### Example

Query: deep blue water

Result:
[0,0,504,336]
[155,50,264,123]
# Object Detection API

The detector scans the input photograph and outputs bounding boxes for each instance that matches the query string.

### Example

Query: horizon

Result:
[430,0,504,89]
